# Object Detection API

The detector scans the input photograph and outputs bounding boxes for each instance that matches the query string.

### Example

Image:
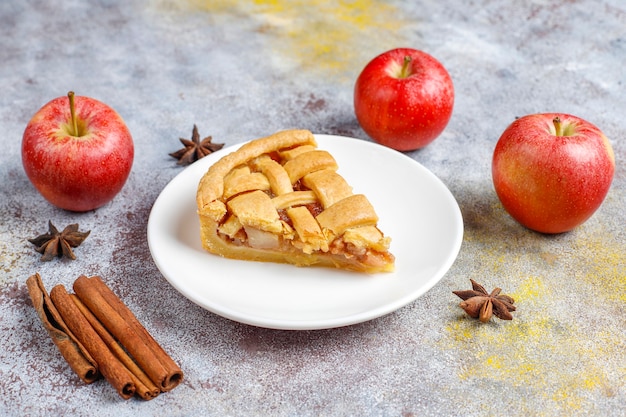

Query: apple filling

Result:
[214,188,392,270]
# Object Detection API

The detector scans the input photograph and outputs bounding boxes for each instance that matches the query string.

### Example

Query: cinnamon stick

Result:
[70,294,160,401]
[26,273,99,384]
[49,284,136,399]
[73,275,183,392]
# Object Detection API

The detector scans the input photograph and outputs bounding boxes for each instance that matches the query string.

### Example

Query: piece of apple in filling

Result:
[219,190,284,249]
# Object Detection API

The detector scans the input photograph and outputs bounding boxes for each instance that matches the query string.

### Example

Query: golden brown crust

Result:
[197,129,316,210]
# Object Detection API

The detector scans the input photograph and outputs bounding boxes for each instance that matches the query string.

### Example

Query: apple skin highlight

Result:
[22,94,134,212]
[492,113,614,234]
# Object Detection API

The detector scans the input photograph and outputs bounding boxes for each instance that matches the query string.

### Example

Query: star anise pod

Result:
[169,124,224,166]
[28,221,91,261]
[453,279,516,323]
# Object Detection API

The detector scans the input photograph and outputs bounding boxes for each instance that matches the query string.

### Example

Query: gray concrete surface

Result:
[1,1,624,416]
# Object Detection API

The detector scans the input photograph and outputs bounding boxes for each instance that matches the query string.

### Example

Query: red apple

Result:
[22,92,134,212]
[492,113,615,234]
[354,47,454,151]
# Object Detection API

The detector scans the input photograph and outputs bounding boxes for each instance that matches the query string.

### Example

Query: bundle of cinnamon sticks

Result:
[26,273,183,400]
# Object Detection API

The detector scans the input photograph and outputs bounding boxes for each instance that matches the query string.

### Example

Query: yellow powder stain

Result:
[447,276,624,415]
[181,0,409,77]
[572,233,626,303]
[510,275,545,301]
[446,320,474,342]
[484,354,503,369]
[551,368,616,409]
[453,318,621,412]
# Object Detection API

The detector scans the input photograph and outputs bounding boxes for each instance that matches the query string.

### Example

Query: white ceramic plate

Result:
[147,134,463,330]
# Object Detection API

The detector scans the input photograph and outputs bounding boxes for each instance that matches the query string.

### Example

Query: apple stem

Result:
[400,56,412,79]
[553,116,563,136]
[68,91,78,137]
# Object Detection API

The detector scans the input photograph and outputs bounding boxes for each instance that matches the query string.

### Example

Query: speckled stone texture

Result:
[1,1,624,416]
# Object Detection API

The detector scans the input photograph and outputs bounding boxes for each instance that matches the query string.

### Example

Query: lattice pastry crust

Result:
[196,129,394,273]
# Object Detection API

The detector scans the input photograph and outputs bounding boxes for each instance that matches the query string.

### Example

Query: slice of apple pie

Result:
[196,129,394,273]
